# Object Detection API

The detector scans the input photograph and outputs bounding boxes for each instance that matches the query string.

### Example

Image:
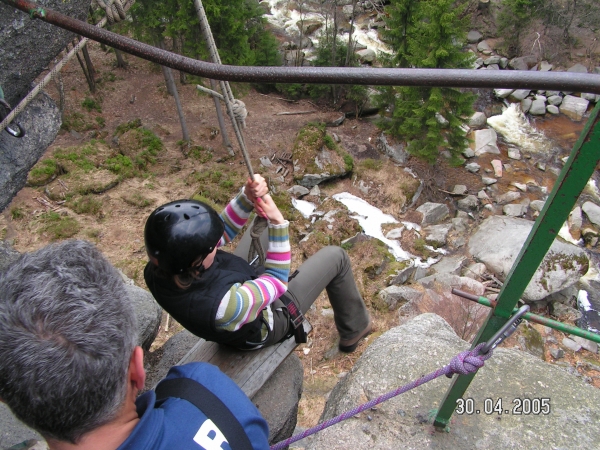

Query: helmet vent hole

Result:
[192,205,199,209]
[175,204,181,208]
[183,213,190,220]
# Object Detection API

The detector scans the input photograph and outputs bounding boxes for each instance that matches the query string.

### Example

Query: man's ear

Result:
[128,346,146,391]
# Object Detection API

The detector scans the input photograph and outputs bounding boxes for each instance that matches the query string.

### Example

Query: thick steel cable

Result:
[270,343,493,450]
[3,0,599,95]
[0,0,133,134]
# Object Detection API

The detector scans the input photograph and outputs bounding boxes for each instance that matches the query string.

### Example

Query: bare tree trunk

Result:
[173,36,187,84]
[114,48,127,68]
[331,1,338,103]
[563,0,578,42]
[74,40,95,93]
[210,78,233,153]
[157,39,190,142]
[81,43,96,93]
[345,0,358,67]
[296,0,305,67]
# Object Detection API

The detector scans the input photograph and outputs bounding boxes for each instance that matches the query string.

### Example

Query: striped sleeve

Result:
[215,221,291,332]
[218,189,254,246]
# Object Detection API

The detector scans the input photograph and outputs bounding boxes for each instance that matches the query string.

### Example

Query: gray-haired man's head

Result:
[0,240,138,443]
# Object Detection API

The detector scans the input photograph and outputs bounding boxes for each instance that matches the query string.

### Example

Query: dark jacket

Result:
[144,250,265,349]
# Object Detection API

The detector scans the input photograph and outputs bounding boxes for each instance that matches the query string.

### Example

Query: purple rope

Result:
[270,343,492,450]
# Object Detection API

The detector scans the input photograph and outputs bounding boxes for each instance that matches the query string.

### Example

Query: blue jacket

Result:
[118,362,270,450]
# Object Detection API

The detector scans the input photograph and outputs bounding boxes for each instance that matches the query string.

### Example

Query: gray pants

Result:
[234,219,371,346]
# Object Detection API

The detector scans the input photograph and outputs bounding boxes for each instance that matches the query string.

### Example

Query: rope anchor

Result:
[270,306,530,450]
[0,88,25,138]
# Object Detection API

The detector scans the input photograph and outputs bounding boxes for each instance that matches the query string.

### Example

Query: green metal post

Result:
[434,102,600,429]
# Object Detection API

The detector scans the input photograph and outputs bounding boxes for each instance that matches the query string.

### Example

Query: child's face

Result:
[200,246,218,270]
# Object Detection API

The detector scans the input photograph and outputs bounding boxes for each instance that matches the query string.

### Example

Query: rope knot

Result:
[448,343,492,376]
[232,99,248,129]
[94,0,128,24]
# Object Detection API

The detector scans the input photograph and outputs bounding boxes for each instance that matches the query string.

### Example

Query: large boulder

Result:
[560,95,590,121]
[473,128,500,156]
[123,283,163,352]
[0,0,90,106]
[253,353,304,446]
[416,202,449,226]
[508,55,538,71]
[307,314,600,449]
[377,133,410,165]
[468,216,589,301]
[0,240,20,271]
[0,92,61,212]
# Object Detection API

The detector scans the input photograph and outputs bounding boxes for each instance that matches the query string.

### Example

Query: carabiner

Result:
[0,98,25,138]
[480,305,530,354]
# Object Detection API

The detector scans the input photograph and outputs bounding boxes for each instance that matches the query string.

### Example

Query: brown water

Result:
[531,114,587,150]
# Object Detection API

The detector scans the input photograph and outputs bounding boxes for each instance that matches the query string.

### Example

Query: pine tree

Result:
[128,0,280,67]
[377,0,476,164]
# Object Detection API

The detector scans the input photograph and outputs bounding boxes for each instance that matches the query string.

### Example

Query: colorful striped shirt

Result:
[215,190,291,341]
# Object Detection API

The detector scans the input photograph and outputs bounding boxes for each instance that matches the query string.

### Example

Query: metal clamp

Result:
[480,305,530,354]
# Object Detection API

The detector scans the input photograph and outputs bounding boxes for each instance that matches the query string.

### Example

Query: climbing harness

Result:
[0,86,24,138]
[0,0,133,136]
[269,307,528,450]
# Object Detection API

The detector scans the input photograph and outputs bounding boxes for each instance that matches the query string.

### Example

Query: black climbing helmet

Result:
[144,199,225,275]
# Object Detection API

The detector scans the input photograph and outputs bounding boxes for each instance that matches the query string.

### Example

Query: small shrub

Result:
[276,83,305,100]
[82,97,102,112]
[55,150,95,172]
[412,238,431,259]
[69,195,103,216]
[28,159,59,185]
[115,119,142,136]
[187,145,213,163]
[105,154,134,178]
[323,134,337,150]
[11,207,24,220]
[343,154,354,172]
[360,159,383,171]
[39,212,80,240]
[131,129,163,170]
[95,117,106,128]
[86,229,101,239]
[122,192,154,208]
[61,112,97,132]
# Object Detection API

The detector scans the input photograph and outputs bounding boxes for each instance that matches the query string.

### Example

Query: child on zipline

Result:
[144,175,372,352]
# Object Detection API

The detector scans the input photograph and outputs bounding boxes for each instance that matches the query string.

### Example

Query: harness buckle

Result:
[278,291,308,344]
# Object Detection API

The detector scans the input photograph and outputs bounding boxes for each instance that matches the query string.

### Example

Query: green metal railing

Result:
[434,102,600,428]
[3,0,600,431]
[452,289,600,344]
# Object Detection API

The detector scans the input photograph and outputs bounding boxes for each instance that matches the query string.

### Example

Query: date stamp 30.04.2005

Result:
[455,397,551,415]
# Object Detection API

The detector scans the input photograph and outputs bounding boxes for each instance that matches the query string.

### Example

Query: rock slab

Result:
[307,314,600,449]
[468,216,589,301]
